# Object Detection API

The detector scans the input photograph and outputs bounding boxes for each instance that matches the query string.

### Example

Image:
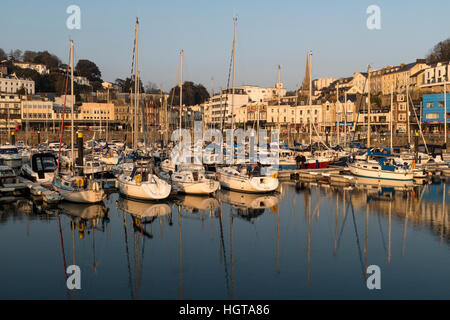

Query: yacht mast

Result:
[133,18,139,149]
[390,84,393,151]
[231,17,237,130]
[367,65,371,148]
[179,50,183,131]
[70,40,75,174]
[309,51,312,150]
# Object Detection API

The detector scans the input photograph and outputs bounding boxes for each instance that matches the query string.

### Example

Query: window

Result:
[439,102,444,108]
[426,113,439,120]
[427,102,434,108]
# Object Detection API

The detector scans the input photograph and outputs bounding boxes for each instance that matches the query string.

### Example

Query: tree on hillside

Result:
[169,81,210,106]
[426,38,450,64]
[0,48,7,61]
[22,50,38,63]
[145,81,160,94]
[8,49,22,61]
[33,51,61,69]
[76,59,101,81]
[115,77,144,93]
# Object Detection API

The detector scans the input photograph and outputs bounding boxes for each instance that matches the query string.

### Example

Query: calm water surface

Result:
[1,178,450,299]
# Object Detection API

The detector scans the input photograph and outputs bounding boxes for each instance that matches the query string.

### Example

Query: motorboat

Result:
[349,157,413,182]
[20,153,57,186]
[0,145,23,170]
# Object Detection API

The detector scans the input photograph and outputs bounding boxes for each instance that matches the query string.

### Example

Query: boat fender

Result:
[271,172,279,179]
[93,181,100,192]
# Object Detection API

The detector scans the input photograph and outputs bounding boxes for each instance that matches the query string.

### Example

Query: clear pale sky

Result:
[1,0,449,92]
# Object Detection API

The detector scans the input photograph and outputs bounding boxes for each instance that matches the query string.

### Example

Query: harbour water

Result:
[1,178,449,300]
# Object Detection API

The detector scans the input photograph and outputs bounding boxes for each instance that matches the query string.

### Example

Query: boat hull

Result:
[53,185,106,203]
[173,180,220,195]
[349,164,413,181]
[218,171,279,193]
[118,176,171,201]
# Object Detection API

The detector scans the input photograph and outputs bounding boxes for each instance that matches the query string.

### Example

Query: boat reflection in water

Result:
[353,176,415,191]
[216,190,280,221]
[173,195,219,214]
[116,196,171,219]
[59,201,108,231]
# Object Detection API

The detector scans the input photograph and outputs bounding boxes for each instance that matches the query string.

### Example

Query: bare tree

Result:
[426,38,450,64]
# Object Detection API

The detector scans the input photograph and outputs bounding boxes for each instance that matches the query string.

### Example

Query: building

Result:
[422,93,450,133]
[13,62,49,75]
[313,78,336,91]
[74,76,91,87]
[80,102,115,124]
[380,60,428,95]
[204,88,249,128]
[0,94,22,132]
[21,98,54,130]
[423,62,450,85]
[0,74,35,95]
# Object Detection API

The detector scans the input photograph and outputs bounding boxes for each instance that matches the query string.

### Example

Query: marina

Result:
[1,178,449,299]
[3,0,450,304]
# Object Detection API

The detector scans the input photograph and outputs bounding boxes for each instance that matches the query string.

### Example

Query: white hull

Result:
[54,185,106,203]
[217,168,279,193]
[118,175,171,201]
[172,180,219,195]
[349,163,413,181]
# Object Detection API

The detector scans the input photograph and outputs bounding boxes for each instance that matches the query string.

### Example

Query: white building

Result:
[13,62,49,75]
[74,76,91,87]
[204,88,249,128]
[0,74,35,95]
[313,78,336,91]
[424,62,450,85]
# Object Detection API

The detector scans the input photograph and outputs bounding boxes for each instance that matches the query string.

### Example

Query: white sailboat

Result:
[217,166,279,193]
[118,167,171,200]
[160,169,219,195]
[52,40,106,204]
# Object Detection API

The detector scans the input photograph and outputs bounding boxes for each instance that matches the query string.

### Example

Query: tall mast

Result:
[134,18,139,149]
[406,74,410,145]
[231,17,237,130]
[70,40,74,174]
[445,83,448,146]
[309,51,312,149]
[367,66,371,148]
[337,84,340,146]
[390,83,393,151]
[179,49,183,131]
[344,92,347,147]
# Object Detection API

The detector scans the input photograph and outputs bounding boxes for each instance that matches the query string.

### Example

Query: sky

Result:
[1,0,449,92]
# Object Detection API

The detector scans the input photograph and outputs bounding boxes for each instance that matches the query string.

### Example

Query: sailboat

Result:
[160,169,220,195]
[118,166,171,200]
[217,165,279,193]
[52,40,107,203]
